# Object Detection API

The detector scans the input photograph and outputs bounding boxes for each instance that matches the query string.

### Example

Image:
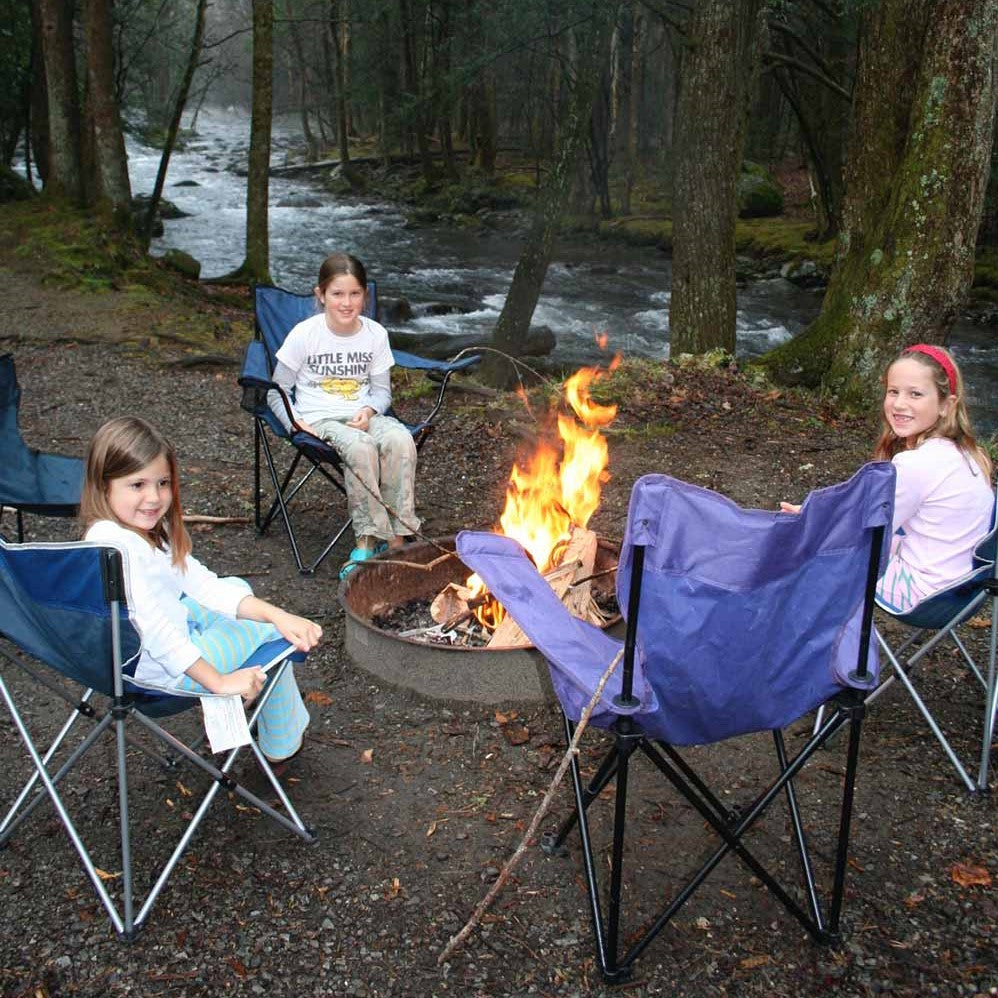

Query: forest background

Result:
[1,0,997,405]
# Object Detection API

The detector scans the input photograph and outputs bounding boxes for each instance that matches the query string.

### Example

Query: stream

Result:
[128,107,997,433]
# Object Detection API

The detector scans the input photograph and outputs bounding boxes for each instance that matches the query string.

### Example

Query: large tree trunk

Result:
[761,0,998,404]
[219,0,274,284]
[669,0,764,357]
[615,2,636,215]
[37,0,82,202]
[82,0,132,221]
[329,0,351,167]
[479,2,620,387]
[141,0,207,248]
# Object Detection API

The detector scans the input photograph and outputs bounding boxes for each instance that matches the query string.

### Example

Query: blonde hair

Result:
[80,417,192,567]
[874,346,993,478]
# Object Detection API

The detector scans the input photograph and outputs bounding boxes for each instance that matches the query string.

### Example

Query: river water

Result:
[128,107,996,433]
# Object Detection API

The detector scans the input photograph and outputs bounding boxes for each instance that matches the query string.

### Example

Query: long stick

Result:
[437,647,625,965]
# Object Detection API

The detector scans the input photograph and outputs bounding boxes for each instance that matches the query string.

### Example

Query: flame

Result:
[469,363,617,630]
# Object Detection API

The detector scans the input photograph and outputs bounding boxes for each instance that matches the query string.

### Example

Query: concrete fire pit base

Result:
[339,536,618,705]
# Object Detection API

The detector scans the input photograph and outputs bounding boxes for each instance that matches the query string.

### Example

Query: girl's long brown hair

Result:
[80,416,192,567]
[874,347,992,478]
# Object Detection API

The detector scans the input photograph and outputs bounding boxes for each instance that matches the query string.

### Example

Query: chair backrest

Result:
[615,462,896,744]
[0,538,140,695]
[254,283,378,364]
[0,354,84,510]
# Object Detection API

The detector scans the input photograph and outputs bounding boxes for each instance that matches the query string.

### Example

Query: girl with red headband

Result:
[783,344,994,612]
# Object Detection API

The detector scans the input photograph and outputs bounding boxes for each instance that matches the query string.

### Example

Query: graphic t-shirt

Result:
[275,313,395,422]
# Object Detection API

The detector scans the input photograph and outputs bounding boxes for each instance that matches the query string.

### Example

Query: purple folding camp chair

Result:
[457,462,895,982]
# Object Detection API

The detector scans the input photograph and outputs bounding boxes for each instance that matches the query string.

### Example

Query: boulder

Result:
[379,296,415,324]
[161,249,201,279]
[738,162,784,218]
[276,193,323,208]
[388,325,556,360]
[0,166,35,203]
[172,179,201,187]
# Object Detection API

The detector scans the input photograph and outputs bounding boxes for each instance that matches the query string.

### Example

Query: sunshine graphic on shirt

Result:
[321,377,361,400]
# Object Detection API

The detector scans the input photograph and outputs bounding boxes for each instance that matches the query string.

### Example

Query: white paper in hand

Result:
[201,694,252,754]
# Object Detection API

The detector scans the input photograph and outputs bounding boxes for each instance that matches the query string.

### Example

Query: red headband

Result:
[903,343,957,395]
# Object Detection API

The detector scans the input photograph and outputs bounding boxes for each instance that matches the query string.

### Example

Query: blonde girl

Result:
[81,416,321,764]
[784,344,993,613]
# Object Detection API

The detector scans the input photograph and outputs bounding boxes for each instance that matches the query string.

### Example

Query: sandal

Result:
[339,545,387,580]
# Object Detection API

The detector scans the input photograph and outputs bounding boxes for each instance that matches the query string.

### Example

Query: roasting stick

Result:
[438,647,625,966]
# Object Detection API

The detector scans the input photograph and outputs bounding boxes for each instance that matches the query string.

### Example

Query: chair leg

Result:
[975,594,997,790]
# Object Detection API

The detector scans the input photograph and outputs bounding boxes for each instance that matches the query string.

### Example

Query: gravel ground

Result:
[0,271,996,998]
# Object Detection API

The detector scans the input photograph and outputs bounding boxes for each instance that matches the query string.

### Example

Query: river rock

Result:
[277,194,323,208]
[379,296,414,324]
[779,258,826,288]
[173,179,201,187]
[389,325,556,360]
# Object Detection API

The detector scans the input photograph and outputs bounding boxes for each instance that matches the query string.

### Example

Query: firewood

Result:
[487,527,597,649]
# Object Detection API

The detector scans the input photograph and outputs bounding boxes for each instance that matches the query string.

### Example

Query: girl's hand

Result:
[217,666,267,703]
[273,610,323,652]
[293,419,322,438]
[779,502,802,514]
[346,407,374,432]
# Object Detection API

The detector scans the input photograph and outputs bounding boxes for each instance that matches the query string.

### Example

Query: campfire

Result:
[428,359,620,648]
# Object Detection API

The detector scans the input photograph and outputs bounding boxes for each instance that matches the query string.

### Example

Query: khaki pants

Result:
[312,414,420,541]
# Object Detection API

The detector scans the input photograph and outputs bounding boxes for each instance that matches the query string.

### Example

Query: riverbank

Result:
[1,208,997,998]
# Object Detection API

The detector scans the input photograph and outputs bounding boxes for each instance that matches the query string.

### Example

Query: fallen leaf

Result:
[494,709,518,725]
[176,781,192,797]
[360,748,374,763]
[387,876,402,899]
[739,954,770,969]
[969,616,990,630]
[502,724,530,746]
[227,957,248,979]
[904,892,925,908]
[951,862,992,888]
[305,690,334,706]
[426,821,438,838]
[95,868,122,881]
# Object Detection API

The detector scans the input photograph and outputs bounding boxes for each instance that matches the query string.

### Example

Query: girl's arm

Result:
[185,657,266,702]
[266,361,322,437]
[236,594,323,652]
[357,369,391,415]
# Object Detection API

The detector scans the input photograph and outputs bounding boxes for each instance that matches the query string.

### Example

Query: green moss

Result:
[734,218,836,266]
[973,246,998,289]
[596,217,673,248]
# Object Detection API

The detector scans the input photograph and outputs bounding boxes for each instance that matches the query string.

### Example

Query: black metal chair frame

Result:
[541,527,885,984]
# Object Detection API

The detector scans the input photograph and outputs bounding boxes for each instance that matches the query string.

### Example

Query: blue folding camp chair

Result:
[843,482,997,793]
[239,284,480,574]
[0,353,84,541]
[0,537,316,938]
[457,462,895,981]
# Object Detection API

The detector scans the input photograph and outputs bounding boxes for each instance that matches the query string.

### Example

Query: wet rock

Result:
[276,193,323,208]
[378,296,414,324]
[161,248,202,279]
[173,179,201,187]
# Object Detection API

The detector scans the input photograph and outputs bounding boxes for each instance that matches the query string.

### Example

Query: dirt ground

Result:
[0,264,996,998]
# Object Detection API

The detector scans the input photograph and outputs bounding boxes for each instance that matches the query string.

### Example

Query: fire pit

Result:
[339,536,620,704]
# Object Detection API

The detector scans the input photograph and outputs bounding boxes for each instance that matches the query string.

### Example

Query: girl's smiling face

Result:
[316,273,366,335]
[883,357,951,443]
[107,453,172,534]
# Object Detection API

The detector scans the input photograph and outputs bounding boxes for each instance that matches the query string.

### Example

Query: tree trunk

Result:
[399,0,435,184]
[480,2,620,387]
[285,0,319,162]
[141,0,207,248]
[37,0,82,202]
[761,0,998,405]
[329,0,351,166]
[82,0,132,221]
[615,2,636,215]
[669,0,764,357]
[218,0,274,284]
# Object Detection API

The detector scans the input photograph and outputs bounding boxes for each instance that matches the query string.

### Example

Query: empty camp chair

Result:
[858,482,997,793]
[240,284,480,574]
[457,462,894,982]
[0,537,315,938]
[0,353,84,541]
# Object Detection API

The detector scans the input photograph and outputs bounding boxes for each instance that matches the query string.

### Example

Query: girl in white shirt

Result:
[783,345,994,612]
[81,417,321,764]
[267,252,420,578]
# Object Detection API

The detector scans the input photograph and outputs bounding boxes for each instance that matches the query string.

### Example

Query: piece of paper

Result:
[200,694,252,754]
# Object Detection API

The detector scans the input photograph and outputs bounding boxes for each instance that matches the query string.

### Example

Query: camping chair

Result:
[815,481,997,793]
[0,536,316,939]
[457,462,895,982]
[0,353,84,541]
[239,284,480,574]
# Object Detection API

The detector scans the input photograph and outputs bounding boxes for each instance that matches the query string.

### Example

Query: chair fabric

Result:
[0,536,315,938]
[0,354,84,539]
[457,462,895,981]
[239,284,480,573]
[870,483,998,792]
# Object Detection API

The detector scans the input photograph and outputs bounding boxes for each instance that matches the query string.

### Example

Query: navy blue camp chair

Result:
[457,463,894,982]
[239,284,480,574]
[0,353,84,541]
[0,537,316,939]
[822,481,997,793]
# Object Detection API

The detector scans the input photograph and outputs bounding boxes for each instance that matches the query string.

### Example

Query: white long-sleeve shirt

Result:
[890,438,994,596]
[85,520,248,687]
